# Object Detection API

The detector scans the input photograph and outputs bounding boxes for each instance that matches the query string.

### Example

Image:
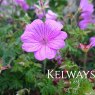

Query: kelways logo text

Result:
[48,70,95,79]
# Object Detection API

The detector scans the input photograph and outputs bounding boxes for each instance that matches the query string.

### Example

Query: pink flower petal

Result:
[48,31,67,49]
[45,20,63,31]
[79,20,90,30]
[49,39,65,49]
[22,43,42,52]
[80,0,93,13]
[34,46,56,61]
[1,66,8,70]
[46,10,58,20]
[44,20,64,40]
[90,37,95,47]
[80,0,88,9]
[25,19,44,39]
[55,31,67,40]
[87,4,94,13]
[90,37,95,41]
[80,12,91,19]
[15,0,29,11]
[21,31,38,43]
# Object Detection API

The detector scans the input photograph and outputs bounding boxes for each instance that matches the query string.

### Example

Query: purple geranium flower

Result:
[79,0,94,13]
[90,37,95,47]
[79,0,95,30]
[46,10,58,20]
[21,19,67,61]
[79,12,94,30]
[15,0,29,11]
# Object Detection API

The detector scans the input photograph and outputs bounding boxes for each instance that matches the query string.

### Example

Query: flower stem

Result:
[71,9,79,27]
[83,52,87,70]
[43,59,47,74]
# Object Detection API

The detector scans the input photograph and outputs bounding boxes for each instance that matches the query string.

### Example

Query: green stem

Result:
[83,52,87,70]
[43,60,47,74]
[52,64,58,73]
[71,9,79,27]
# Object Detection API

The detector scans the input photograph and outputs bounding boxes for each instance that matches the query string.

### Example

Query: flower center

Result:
[41,38,48,45]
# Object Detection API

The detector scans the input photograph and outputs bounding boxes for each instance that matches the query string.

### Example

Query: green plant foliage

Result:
[0,0,95,95]
[69,78,95,95]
